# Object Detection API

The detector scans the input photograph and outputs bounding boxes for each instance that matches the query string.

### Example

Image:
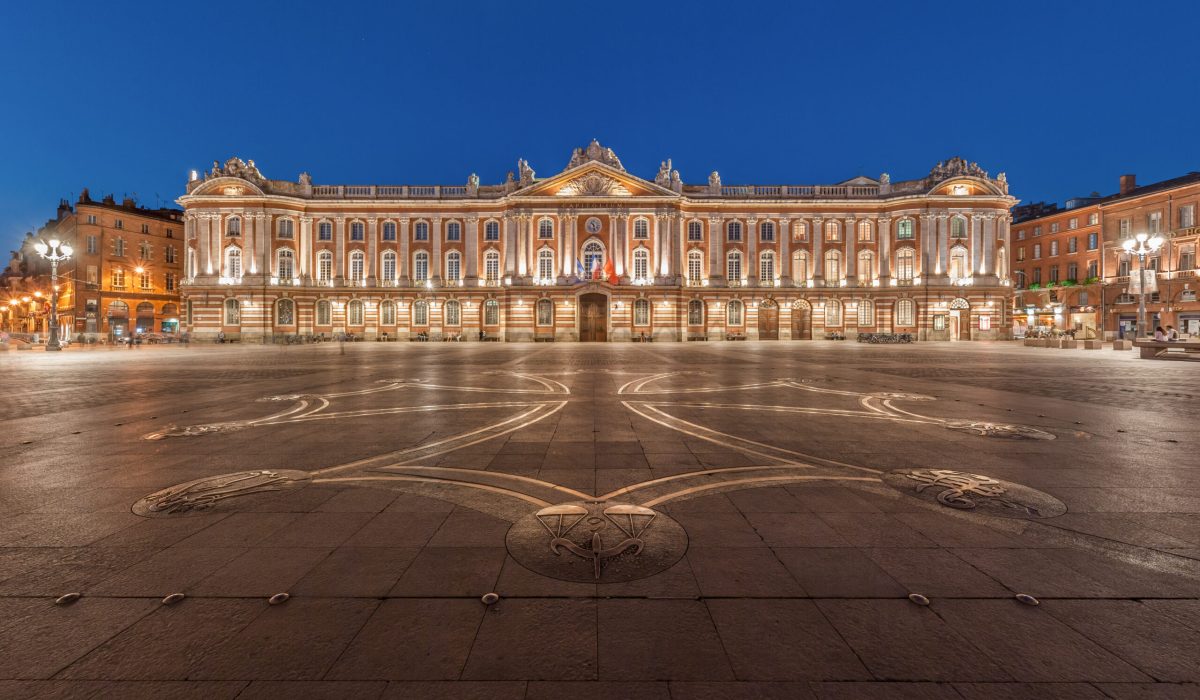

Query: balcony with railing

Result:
[713,184,881,199]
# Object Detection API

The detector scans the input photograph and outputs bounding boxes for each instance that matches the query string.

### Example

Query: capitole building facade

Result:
[177,141,1017,342]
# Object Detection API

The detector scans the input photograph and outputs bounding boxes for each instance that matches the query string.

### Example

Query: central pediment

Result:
[556,172,633,197]
[516,161,678,199]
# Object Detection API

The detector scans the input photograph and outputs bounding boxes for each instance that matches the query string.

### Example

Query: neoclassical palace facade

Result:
[177,141,1016,342]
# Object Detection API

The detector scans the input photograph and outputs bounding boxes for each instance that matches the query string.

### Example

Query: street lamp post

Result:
[1121,232,1164,338]
[33,238,73,351]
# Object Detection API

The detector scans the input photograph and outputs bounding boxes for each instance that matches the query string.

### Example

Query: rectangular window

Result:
[350,222,364,241]
[1087,260,1097,279]
[1049,265,1059,283]
[1032,268,1042,284]
[897,220,914,240]
[448,222,462,241]
[318,222,332,240]
[141,223,149,234]
[1088,212,1099,226]
[727,255,741,280]
[87,235,98,254]
[278,219,295,239]
[1181,205,1196,228]
[485,254,499,280]
[1050,240,1059,256]
[1033,244,1041,259]
[1068,218,1078,230]
[1148,211,1162,233]
[1087,233,1098,250]
[1078,291,1088,305]
[485,221,499,241]
[414,222,429,241]
[1181,251,1195,270]
[382,222,396,241]
[1033,226,1042,237]
[165,246,176,263]
[688,254,702,281]
[1067,262,1078,280]
[933,314,946,331]
[1017,247,1025,262]
[1068,238,1077,253]
[688,221,702,241]
[86,214,97,225]
[86,265,98,285]
[166,272,176,291]
[1119,219,1130,236]
[112,268,125,288]
[1017,230,1026,241]
[1118,259,1131,276]
[115,219,123,230]
[1050,222,1059,233]
[114,238,125,256]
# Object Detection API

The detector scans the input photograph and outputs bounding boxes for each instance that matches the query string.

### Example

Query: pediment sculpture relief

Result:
[557,173,633,197]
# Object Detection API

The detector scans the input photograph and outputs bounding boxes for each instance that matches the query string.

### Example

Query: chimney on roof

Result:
[1119,174,1137,195]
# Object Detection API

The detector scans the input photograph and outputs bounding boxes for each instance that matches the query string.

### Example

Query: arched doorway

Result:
[949,297,970,341]
[107,300,129,338]
[578,292,608,342]
[758,299,779,340]
[135,302,155,334]
[791,300,812,340]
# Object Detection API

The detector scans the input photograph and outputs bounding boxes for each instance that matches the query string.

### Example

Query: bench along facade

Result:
[176,142,1016,342]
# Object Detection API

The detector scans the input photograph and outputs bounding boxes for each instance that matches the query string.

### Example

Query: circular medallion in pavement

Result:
[506,501,688,583]
[882,468,1066,519]
[132,469,312,517]
[943,420,1055,440]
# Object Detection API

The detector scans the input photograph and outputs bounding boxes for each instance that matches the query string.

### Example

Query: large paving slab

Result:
[1,340,1198,697]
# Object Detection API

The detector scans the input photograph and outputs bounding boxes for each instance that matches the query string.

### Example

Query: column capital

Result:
[465,215,479,224]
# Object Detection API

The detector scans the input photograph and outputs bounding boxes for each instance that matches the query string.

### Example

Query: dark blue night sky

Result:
[2,0,1198,249]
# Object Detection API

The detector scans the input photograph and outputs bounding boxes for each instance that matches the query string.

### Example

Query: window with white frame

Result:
[537,249,554,281]
[793,222,807,241]
[380,300,396,325]
[114,238,125,256]
[447,221,462,241]
[226,217,241,237]
[445,300,461,326]
[316,300,331,325]
[824,299,841,326]
[348,251,365,280]
[276,298,294,326]
[278,219,294,239]
[857,299,874,326]
[794,251,809,281]
[726,251,742,281]
[115,218,123,229]
[347,300,363,325]
[582,241,604,274]
[318,222,332,240]
[1050,222,1060,233]
[1181,205,1196,228]
[760,221,775,242]
[538,219,553,239]
[412,300,428,325]
[633,248,649,281]
[86,235,98,253]
[485,250,500,281]
[165,272,176,291]
[223,298,240,325]
[949,246,968,280]
[1050,240,1059,256]
[950,216,967,239]
[414,251,429,281]
[446,251,462,281]
[317,251,333,281]
[381,251,396,281]
[688,221,702,241]
[350,222,364,241]
[1088,212,1099,225]
[896,298,914,325]
[277,249,295,279]
[1149,211,1162,233]
[633,298,650,326]
[139,241,152,259]
[688,299,704,326]
[536,298,553,326]
[727,221,742,241]
[485,220,499,241]
[634,218,649,239]
[898,220,914,240]
[857,220,873,241]
[224,247,242,278]
[139,270,152,290]
[896,248,915,280]
[484,299,499,325]
[687,250,703,282]
[1068,217,1078,230]
[759,251,775,282]
[1119,219,1130,236]
[1087,233,1098,250]
[726,299,743,326]
[165,245,176,263]
[824,249,841,280]
[112,267,126,288]
[414,222,429,241]
[382,222,396,241]
[857,250,874,280]
[824,220,840,242]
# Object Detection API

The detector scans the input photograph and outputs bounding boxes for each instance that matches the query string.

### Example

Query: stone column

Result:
[196,213,211,275]
[936,214,949,280]
[780,218,791,285]
[970,214,982,278]
[367,218,378,285]
[812,217,824,282]
[515,215,527,278]
[206,214,218,275]
[878,217,892,282]
[746,217,759,286]
[674,213,685,284]
[243,213,256,275]
[982,214,996,277]
[334,216,346,284]
[399,218,411,285]
[300,216,312,279]
[257,214,269,278]
[709,215,724,285]
[1001,214,1012,279]
[845,217,857,284]
[465,216,479,283]
[919,214,934,279]
[505,215,517,277]
[432,217,442,282]
[615,213,628,278]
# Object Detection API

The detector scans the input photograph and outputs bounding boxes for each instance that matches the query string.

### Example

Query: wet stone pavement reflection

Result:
[2,341,1199,699]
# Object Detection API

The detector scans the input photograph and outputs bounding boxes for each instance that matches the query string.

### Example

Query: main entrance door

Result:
[758,300,779,340]
[791,302,812,340]
[579,293,608,342]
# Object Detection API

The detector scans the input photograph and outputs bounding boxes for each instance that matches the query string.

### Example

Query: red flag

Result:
[603,258,618,285]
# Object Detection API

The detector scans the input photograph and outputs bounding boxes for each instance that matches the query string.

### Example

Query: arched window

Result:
[760,221,775,242]
[381,251,397,281]
[348,250,365,281]
[824,220,840,242]
[484,299,499,325]
[824,249,841,281]
[414,251,429,281]
[277,249,295,279]
[316,300,331,325]
[857,250,874,280]
[380,300,396,325]
[538,219,554,239]
[633,248,650,282]
[951,216,968,239]
[278,219,294,239]
[857,299,875,326]
[726,299,743,326]
[949,245,968,280]
[536,298,553,326]
[688,221,703,241]
[317,251,333,282]
[824,299,842,327]
[224,247,242,279]
[446,221,461,241]
[896,248,916,281]
[759,251,775,282]
[485,250,501,281]
[538,249,555,281]
[688,299,704,326]
[226,217,241,237]
[347,299,364,325]
[727,251,743,281]
[793,251,809,282]
[857,220,873,242]
[633,218,649,239]
[897,219,914,240]
[687,249,703,283]
[223,298,240,325]
[485,220,500,241]
[581,241,604,275]
[446,251,462,281]
[412,300,428,326]
[633,298,650,326]
[414,221,429,241]
[896,298,915,326]
[382,221,396,241]
[445,300,461,326]
[727,221,742,241]
[350,221,364,241]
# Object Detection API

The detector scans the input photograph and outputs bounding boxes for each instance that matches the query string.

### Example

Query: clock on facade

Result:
[585,217,602,233]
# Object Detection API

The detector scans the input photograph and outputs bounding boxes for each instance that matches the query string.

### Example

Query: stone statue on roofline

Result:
[708,170,721,194]
[670,168,682,193]
[655,159,673,186]
[518,159,535,187]
[466,173,480,196]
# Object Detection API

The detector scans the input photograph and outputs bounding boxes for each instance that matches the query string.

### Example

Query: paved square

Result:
[2,342,1199,698]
